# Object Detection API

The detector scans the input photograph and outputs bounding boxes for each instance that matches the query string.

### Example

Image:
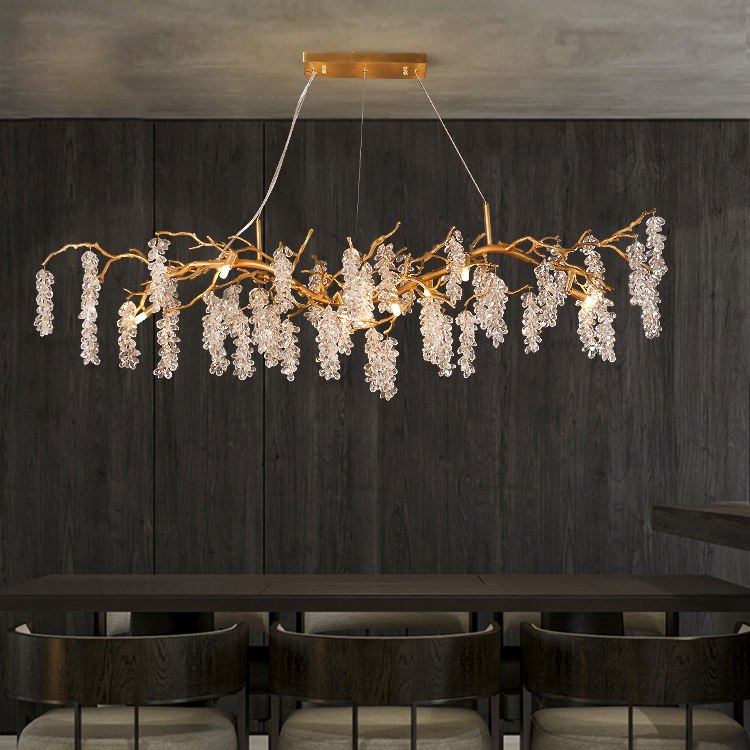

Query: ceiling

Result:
[1,0,747,118]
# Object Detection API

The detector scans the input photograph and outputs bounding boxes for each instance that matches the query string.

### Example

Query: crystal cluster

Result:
[521,291,542,354]
[576,291,617,362]
[374,243,400,313]
[456,310,477,378]
[444,231,466,305]
[79,250,101,365]
[342,246,375,325]
[308,305,352,380]
[627,216,667,339]
[248,287,299,381]
[117,301,140,369]
[419,297,454,376]
[534,260,567,329]
[308,259,327,294]
[202,292,230,375]
[272,245,295,313]
[224,286,255,380]
[472,267,508,347]
[364,327,398,400]
[148,237,181,378]
[34,268,54,336]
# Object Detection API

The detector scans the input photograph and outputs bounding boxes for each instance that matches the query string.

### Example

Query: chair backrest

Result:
[270,622,500,706]
[521,623,750,706]
[7,622,248,706]
[303,611,470,635]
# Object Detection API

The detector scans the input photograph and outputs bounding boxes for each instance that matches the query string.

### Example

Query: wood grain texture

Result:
[262,120,748,579]
[7,623,247,705]
[521,623,750,705]
[270,622,500,704]
[153,122,264,574]
[653,505,750,550]
[0,120,154,727]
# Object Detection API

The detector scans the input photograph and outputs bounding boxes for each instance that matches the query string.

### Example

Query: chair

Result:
[520,623,750,749]
[269,622,502,749]
[6,622,249,750]
[303,611,470,635]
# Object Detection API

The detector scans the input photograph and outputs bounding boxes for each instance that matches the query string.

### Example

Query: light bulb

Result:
[582,294,598,311]
[423,287,432,297]
[461,266,470,282]
[135,311,148,324]
[390,302,402,317]
[218,264,231,279]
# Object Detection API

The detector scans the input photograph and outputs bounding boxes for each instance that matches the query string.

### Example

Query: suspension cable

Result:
[415,73,486,204]
[227,71,317,250]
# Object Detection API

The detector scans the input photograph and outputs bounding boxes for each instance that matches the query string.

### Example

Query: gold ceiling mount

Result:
[303,51,427,79]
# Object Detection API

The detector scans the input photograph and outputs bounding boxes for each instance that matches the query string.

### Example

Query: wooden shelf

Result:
[652,504,750,550]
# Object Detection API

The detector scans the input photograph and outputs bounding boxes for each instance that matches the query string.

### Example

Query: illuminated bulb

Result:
[218,264,231,279]
[461,266,470,282]
[423,287,432,297]
[390,302,402,317]
[582,294,598,311]
[135,311,148,324]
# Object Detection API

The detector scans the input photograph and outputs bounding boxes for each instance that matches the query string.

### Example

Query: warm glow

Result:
[135,311,148,324]
[461,266,470,282]
[390,302,402,317]
[219,264,231,279]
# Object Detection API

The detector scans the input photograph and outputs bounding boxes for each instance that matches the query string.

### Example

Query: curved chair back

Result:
[7,623,248,706]
[270,622,500,705]
[521,623,750,705]
[303,611,470,635]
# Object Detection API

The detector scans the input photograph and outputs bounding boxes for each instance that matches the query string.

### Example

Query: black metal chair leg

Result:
[270,695,280,750]
[133,704,139,750]
[410,704,418,750]
[686,704,693,750]
[351,704,358,750]
[521,687,532,750]
[236,688,248,750]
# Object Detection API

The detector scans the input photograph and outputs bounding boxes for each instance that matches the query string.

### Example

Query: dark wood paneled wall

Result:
[0,120,748,725]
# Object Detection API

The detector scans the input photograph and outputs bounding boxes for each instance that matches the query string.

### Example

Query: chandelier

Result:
[33,52,667,400]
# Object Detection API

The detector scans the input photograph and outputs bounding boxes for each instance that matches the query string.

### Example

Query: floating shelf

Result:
[652,504,750,550]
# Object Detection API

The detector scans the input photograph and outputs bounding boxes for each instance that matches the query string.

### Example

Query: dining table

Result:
[0,573,749,636]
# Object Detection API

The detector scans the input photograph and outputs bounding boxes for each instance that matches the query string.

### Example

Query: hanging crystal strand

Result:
[307,305,343,380]
[147,237,181,378]
[444,230,467,306]
[419,297,454,376]
[278,318,300,381]
[456,310,477,378]
[364,328,399,400]
[79,250,101,365]
[375,243,400,313]
[594,297,617,362]
[626,216,667,340]
[576,292,599,359]
[201,292,229,376]
[34,268,55,336]
[534,259,567,329]
[341,245,375,325]
[272,245,295,312]
[472,266,508,346]
[222,286,255,380]
[521,291,542,354]
[249,288,282,367]
[117,300,140,369]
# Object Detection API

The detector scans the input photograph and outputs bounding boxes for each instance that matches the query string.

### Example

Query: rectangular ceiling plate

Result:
[303,52,427,79]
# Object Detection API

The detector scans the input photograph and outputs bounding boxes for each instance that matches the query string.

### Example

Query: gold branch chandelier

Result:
[34,52,668,400]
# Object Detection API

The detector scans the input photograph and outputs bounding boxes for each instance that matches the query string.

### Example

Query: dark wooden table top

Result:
[0,574,749,612]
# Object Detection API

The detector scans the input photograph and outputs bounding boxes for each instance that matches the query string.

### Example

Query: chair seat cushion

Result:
[532,706,750,749]
[19,706,237,750]
[280,706,490,749]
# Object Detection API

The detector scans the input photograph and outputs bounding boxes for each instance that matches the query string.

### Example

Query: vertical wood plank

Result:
[0,120,154,727]
[153,122,264,573]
